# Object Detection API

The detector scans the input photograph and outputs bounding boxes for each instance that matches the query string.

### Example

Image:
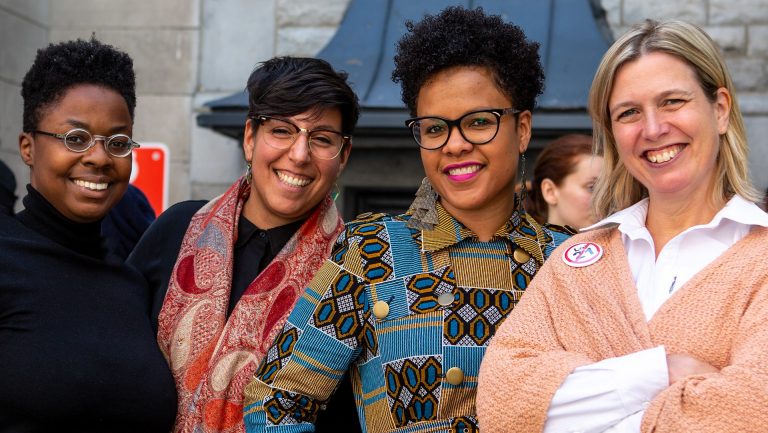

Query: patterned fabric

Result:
[243,198,573,432]
[157,176,344,433]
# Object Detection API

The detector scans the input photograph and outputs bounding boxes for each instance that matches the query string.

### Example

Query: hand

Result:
[666,353,719,385]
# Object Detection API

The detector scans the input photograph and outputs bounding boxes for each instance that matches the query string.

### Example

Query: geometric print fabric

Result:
[243,204,573,432]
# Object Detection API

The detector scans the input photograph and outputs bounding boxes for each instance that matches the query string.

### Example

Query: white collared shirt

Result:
[543,195,768,433]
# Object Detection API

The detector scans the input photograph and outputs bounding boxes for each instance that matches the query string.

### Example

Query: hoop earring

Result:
[518,152,528,202]
[245,161,252,185]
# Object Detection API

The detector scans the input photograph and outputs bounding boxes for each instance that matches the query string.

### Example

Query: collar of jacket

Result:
[417,198,548,265]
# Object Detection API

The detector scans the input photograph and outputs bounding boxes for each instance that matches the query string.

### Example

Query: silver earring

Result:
[518,153,528,202]
[406,177,439,230]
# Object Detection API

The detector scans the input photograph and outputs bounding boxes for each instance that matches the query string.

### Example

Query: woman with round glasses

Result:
[242,7,572,432]
[127,56,360,433]
[0,38,176,431]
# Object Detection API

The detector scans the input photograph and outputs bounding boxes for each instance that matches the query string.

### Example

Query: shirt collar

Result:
[418,198,547,264]
[235,216,305,256]
[582,195,768,239]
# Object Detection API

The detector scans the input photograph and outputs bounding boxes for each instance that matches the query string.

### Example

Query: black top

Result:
[128,199,362,433]
[101,184,157,261]
[0,186,176,433]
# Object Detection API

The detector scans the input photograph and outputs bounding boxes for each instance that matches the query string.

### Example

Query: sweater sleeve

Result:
[640,273,768,433]
[476,264,593,433]
[545,346,668,433]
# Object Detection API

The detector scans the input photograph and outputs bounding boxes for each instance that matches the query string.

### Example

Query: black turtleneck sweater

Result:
[0,186,177,433]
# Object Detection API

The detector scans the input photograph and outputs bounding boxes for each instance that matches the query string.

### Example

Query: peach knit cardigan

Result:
[477,226,768,433]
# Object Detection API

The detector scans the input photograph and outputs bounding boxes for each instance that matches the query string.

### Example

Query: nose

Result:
[81,137,114,167]
[441,125,473,155]
[288,132,312,164]
[641,111,669,141]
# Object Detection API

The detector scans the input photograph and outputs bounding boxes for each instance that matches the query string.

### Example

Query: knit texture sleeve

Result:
[477,228,655,433]
[476,259,593,433]
[641,234,768,433]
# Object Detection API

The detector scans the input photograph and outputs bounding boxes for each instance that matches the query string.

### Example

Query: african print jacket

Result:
[243,201,573,433]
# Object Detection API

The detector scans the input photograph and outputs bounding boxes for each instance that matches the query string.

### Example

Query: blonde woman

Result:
[478,20,768,433]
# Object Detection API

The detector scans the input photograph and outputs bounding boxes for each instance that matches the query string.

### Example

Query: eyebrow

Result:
[66,119,131,135]
[609,89,695,114]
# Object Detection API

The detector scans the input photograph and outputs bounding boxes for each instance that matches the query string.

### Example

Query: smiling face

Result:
[19,84,132,223]
[417,66,531,228]
[242,108,350,228]
[608,51,730,203]
[544,154,603,229]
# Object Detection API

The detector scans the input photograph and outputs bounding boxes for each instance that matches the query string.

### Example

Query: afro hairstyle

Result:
[21,37,136,132]
[392,6,545,116]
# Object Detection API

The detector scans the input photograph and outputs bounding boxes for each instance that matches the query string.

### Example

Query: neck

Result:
[441,196,516,242]
[646,188,726,257]
[17,184,106,258]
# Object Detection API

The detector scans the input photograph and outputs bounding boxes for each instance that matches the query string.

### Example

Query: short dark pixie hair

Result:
[21,37,136,132]
[246,57,360,136]
[392,6,545,116]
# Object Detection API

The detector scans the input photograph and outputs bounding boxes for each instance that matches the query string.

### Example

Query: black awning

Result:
[198,0,612,139]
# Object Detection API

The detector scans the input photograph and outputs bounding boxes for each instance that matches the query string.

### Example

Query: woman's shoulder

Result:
[156,200,208,224]
[127,199,206,264]
[540,226,620,272]
[343,211,410,231]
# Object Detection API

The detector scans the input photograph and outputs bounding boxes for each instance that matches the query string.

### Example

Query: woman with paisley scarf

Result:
[128,56,360,433]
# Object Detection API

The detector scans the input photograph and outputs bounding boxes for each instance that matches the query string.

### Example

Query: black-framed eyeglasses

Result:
[405,108,521,150]
[32,128,140,158]
[252,115,350,160]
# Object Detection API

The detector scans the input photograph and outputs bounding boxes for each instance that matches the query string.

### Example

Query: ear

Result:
[540,178,559,206]
[338,139,353,172]
[516,110,532,154]
[242,118,257,163]
[714,87,731,135]
[19,132,34,167]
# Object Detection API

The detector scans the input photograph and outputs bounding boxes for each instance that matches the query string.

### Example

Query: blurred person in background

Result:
[0,159,16,215]
[525,134,603,230]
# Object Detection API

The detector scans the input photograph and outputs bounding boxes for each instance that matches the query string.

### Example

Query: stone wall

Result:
[1,0,767,210]
[600,0,768,190]
[0,0,49,208]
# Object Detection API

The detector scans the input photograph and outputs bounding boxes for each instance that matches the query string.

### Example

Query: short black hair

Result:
[392,6,545,116]
[246,57,360,135]
[21,37,136,132]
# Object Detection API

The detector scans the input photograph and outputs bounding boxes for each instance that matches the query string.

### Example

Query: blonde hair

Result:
[589,19,759,218]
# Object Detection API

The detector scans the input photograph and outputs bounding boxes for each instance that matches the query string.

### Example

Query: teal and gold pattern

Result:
[243,201,573,433]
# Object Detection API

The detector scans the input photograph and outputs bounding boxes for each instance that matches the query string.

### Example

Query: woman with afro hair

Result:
[243,7,572,432]
[0,38,177,431]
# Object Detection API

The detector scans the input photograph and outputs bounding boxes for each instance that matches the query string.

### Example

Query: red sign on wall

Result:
[130,143,169,216]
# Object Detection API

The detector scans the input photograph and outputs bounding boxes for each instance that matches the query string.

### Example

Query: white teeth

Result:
[646,145,680,164]
[276,171,311,187]
[74,179,108,190]
[447,165,481,176]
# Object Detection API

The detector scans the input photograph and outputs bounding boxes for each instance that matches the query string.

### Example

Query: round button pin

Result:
[513,248,530,264]
[437,292,455,307]
[562,242,603,268]
[373,300,390,319]
[445,367,464,385]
